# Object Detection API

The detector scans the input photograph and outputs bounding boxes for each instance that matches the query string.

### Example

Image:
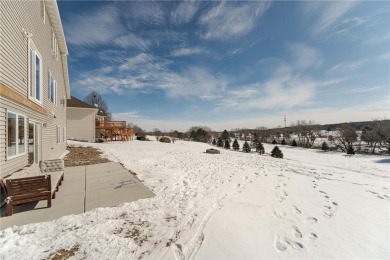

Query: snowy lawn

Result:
[0,139,389,259]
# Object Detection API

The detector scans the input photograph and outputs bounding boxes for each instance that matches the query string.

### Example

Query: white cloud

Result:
[288,42,322,71]
[113,111,141,119]
[113,34,151,50]
[65,6,123,46]
[199,1,271,40]
[218,64,317,111]
[326,60,365,74]
[171,47,205,57]
[171,1,199,25]
[344,85,387,94]
[304,1,358,35]
[363,33,390,45]
[128,2,165,26]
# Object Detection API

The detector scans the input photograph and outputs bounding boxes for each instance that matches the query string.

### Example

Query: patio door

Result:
[28,121,40,164]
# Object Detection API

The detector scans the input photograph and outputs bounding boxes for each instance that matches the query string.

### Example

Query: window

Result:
[57,126,61,143]
[51,30,58,60]
[49,72,57,105]
[29,40,42,104]
[7,112,26,158]
[40,0,45,24]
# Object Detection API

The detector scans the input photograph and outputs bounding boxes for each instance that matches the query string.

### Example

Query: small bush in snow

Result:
[292,139,297,147]
[233,139,240,150]
[243,141,251,153]
[224,140,230,149]
[212,139,217,146]
[256,142,265,154]
[321,141,329,151]
[271,146,283,158]
[272,139,277,144]
[347,145,355,155]
[159,137,171,143]
[217,137,224,147]
[281,139,286,145]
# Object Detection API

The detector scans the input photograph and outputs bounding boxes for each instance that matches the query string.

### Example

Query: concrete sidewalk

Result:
[0,162,154,230]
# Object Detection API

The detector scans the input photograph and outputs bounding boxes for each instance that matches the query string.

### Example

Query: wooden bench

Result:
[2,159,65,216]
[5,175,52,216]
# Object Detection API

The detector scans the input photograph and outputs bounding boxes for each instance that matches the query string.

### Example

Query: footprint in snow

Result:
[291,206,302,214]
[291,226,303,238]
[309,233,318,240]
[307,217,318,223]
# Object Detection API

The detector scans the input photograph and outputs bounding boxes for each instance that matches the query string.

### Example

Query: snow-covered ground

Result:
[1,139,389,259]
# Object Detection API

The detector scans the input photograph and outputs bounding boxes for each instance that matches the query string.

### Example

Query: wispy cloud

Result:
[218,65,317,111]
[171,47,205,57]
[288,42,322,71]
[344,85,387,94]
[170,1,200,25]
[73,52,227,101]
[127,2,166,27]
[65,6,123,46]
[113,111,141,119]
[113,34,150,50]
[304,2,358,35]
[199,1,271,40]
[326,60,365,74]
[363,33,390,45]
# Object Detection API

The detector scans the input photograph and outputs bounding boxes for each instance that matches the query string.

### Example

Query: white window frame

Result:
[6,111,26,160]
[48,71,57,105]
[57,125,61,143]
[41,0,46,24]
[28,40,43,105]
[51,30,58,60]
[63,127,66,142]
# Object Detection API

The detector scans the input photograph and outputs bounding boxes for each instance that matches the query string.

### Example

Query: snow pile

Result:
[0,139,389,259]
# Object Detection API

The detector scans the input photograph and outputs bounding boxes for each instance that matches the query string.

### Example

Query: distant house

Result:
[0,0,70,177]
[66,96,98,142]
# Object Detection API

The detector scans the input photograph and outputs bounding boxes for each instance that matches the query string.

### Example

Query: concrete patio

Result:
[0,162,154,230]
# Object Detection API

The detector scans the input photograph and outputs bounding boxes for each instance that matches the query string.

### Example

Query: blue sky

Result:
[59,1,389,131]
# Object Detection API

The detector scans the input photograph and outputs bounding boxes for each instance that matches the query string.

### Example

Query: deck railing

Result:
[96,120,126,129]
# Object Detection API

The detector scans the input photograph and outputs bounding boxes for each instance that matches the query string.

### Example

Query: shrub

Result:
[256,142,265,154]
[243,141,251,153]
[272,139,277,144]
[291,139,297,147]
[321,141,329,151]
[347,145,355,155]
[159,136,171,143]
[233,139,240,150]
[212,139,217,146]
[217,137,224,147]
[271,146,283,158]
[281,139,286,145]
[224,140,230,149]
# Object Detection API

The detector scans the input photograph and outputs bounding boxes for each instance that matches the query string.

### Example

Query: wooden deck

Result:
[96,120,126,129]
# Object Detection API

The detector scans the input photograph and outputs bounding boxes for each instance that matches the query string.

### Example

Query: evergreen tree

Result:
[233,139,240,150]
[272,139,277,144]
[347,144,355,155]
[281,139,286,145]
[271,146,283,158]
[217,137,224,147]
[221,130,230,141]
[243,141,251,153]
[256,142,265,154]
[224,139,230,149]
[321,141,329,151]
[212,139,217,146]
[292,139,297,147]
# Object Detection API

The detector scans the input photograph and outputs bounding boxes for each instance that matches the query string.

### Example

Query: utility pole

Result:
[284,115,287,128]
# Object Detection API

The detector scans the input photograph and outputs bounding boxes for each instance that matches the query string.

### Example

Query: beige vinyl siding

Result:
[67,108,96,142]
[0,0,68,176]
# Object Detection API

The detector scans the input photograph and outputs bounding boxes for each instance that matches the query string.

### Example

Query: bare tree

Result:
[84,91,112,120]
[335,124,358,152]
[290,120,318,148]
[127,122,144,134]
[153,128,162,140]
[361,119,390,154]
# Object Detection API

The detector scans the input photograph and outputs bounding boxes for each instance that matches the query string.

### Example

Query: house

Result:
[0,0,70,178]
[66,96,99,142]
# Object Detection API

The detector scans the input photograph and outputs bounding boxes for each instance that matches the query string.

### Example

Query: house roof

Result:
[97,108,107,117]
[45,0,70,99]
[67,96,97,110]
